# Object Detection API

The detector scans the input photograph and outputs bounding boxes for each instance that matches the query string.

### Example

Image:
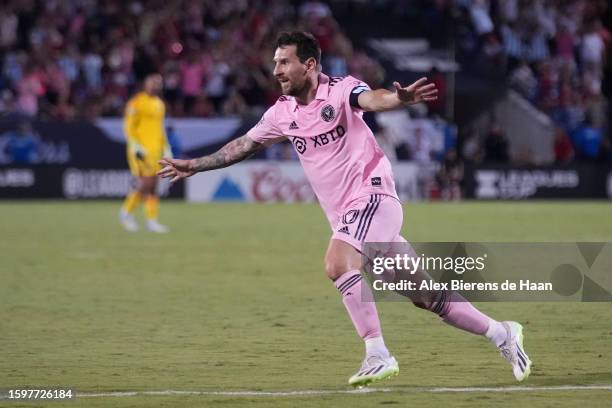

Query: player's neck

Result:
[294,75,319,106]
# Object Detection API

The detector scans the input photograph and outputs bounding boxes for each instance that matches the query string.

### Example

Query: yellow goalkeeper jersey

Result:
[123,92,169,157]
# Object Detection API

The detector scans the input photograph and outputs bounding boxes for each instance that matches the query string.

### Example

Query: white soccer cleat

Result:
[146,220,169,233]
[499,321,532,382]
[119,210,139,232]
[348,354,399,388]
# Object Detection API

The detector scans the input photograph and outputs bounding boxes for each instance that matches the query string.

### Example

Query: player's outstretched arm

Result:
[157,134,264,183]
[357,77,438,112]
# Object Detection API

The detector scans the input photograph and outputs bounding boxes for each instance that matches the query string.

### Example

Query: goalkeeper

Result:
[119,73,171,233]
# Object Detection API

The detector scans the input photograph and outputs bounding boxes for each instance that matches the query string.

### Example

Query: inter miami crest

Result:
[342,209,359,224]
[321,104,335,122]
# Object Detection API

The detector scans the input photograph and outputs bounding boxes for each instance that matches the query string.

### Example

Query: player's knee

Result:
[324,257,350,280]
[138,177,156,194]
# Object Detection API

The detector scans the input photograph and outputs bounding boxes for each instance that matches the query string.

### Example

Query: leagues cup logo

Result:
[321,104,335,122]
[292,136,307,154]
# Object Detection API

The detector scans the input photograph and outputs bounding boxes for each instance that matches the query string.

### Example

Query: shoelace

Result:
[359,355,386,373]
[367,355,387,365]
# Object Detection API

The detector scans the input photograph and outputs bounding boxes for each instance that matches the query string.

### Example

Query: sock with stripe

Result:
[429,290,491,335]
[334,270,388,356]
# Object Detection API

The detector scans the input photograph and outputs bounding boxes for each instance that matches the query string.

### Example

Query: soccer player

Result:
[120,73,171,233]
[158,32,531,386]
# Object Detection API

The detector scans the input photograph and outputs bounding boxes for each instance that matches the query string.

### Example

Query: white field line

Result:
[56,385,612,399]
[1,385,611,400]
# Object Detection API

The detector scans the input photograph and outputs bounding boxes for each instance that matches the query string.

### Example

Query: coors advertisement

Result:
[464,164,611,199]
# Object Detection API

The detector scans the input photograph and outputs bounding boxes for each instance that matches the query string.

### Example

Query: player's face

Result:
[144,75,163,95]
[272,46,312,96]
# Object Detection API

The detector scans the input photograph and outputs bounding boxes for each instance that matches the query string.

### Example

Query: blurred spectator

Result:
[323,32,351,77]
[571,114,603,160]
[3,121,40,164]
[428,68,447,116]
[483,124,509,162]
[205,52,231,113]
[509,60,538,101]
[436,148,463,200]
[469,0,494,37]
[409,125,434,164]
[581,20,605,75]
[0,7,18,49]
[553,126,575,164]
[180,51,207,115]
[82,49,104,91]
[16,64,45,116]
[498,0,518,24]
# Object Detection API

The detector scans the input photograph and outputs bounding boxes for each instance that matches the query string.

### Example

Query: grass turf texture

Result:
[1,201,611,407]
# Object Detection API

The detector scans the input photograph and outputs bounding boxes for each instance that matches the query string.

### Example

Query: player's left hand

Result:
[393,77,438,105]
[158,158,195,183]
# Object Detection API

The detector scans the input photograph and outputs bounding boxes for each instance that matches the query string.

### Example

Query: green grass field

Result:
[1,201,611,407]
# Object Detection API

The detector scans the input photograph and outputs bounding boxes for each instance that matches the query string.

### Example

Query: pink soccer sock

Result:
[436,291,490,335]
[334,270,382,340]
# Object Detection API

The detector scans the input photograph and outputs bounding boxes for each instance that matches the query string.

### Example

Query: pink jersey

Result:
[247,73,398,226]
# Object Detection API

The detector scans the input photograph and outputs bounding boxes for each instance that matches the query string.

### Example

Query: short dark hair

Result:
[276,31,321,64]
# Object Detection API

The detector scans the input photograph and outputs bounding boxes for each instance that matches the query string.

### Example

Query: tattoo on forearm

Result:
[191,135,263,172]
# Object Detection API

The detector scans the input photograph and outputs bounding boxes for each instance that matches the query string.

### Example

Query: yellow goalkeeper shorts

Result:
[127,151,162,177]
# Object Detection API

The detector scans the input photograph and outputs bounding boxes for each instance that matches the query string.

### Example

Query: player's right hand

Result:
[157,158,196,183]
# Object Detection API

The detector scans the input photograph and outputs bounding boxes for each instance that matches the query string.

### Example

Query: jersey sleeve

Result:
[246,105,286,146]
[123,98,139,142]
[343,76,371,110]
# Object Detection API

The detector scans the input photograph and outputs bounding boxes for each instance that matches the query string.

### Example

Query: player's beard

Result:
[283,79,308,98]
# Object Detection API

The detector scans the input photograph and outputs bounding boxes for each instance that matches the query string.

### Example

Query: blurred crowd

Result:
[457,0,610,162]
[1,0,609,171]
[0,0,384,120]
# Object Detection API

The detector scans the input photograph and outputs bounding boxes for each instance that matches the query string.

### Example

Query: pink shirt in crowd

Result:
[180,61,205,96]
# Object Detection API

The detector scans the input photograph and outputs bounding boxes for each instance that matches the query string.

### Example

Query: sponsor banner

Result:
[0,168,35,188]
[0,114,248,168]
[0,114,125,167]
[464,164,610,199]
[0,166,183,199]
[95,117,243,155]
[186,161,314,203]
[186,161,420,203]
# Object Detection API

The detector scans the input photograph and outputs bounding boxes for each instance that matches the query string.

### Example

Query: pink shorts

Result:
[331,194,405,252]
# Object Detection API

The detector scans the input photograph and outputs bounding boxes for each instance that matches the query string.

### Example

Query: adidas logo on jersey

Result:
[289,121,299,130]
[338,226,350,234]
